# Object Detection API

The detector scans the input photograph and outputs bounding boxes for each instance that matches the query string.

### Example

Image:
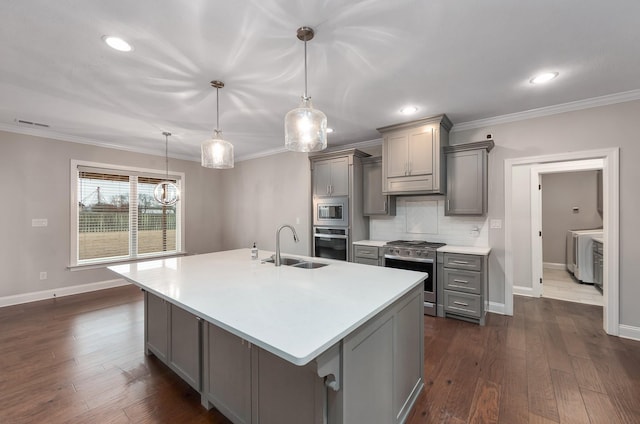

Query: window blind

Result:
[76,167,180,264]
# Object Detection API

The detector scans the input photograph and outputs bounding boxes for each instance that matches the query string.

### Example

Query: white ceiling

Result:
[1,0,639,161]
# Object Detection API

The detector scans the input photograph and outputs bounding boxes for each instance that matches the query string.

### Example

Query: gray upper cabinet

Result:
[312,156,349,197]
[362,157,395,216]
[444,140,494,216]
[378,114,452,195]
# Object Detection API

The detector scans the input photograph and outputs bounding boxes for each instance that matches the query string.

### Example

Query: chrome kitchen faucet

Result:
[275,225,299,266]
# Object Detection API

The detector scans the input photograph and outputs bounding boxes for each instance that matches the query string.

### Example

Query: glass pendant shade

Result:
[285,97,327,152]
[153,181,179,206]
[201,131,234,169]
[285,26,327,153]
[201,80,234,169]
[154,131,180,206]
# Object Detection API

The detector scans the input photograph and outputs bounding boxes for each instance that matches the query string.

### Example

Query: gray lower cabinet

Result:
[342,286,423,424]
[145,285,424,424]
[444,140,494,216]
[441,252,489,325]
[354,244,382,266]
[203,324,252,424]
[593,240,603,291]
[144,291,202,391]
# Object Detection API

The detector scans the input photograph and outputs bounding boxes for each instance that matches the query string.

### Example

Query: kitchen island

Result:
[109,249,426,424]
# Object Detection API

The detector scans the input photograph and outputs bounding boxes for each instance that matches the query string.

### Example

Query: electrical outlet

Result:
[32,218,48,227]
[490,219,502,229]
[39,271,47,280]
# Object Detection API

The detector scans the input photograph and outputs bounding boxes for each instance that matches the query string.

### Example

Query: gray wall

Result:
[541,171,603,264]
[0,131,225,298]
[220,151,312,257]
[450,99,640,328]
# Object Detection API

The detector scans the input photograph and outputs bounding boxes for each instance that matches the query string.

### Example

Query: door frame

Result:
[504,148,619,335]
[530,159,604,298]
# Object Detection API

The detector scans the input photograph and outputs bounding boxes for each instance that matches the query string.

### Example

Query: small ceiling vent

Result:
[15,119,50,128]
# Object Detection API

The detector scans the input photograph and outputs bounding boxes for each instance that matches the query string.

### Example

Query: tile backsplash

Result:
[369,196,489,246]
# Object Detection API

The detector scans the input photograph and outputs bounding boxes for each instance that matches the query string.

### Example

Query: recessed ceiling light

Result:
[400,106,418,115]
[102,35,132,52]
[326,128,334,134]
[530,72,559,84]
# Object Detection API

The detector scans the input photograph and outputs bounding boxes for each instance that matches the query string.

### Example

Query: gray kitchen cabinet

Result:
[441,252,489,325]
[312,156,349,197]
[596,169,603,215]
[203,322,324,424]
[203,324,252,424]
[362,157,395,216]
[145,291,169,362]
[144,291,202,391]
[342,286,423,424]
[354,244,382,266]
[444,140,494,216]
[593,239,603,291]
[377,114,451,195]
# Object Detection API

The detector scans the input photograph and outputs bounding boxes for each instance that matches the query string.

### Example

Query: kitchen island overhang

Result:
[109,249,426,424]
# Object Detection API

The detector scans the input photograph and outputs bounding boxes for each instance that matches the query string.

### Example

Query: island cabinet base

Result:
[144,285,423,424]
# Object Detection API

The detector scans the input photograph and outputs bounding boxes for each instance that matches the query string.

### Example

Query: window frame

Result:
[69,159,186,268]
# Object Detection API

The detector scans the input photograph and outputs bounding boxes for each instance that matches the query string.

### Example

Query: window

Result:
[70,161,184,266]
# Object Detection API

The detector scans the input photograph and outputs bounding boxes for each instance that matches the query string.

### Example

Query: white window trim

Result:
[69,159,186,268]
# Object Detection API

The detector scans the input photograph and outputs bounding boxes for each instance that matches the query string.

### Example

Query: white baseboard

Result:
[0,279,130,308]
[513,285,536,297]
[619,324,640,341]
[488,301,507,315]
[543,262,567,270]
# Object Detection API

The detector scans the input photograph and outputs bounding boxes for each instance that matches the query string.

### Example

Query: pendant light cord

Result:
[216,86,220,132]
[303,39,308,99]
[163,132,171,179]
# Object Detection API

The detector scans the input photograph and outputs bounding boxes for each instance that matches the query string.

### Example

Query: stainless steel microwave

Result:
[313,197,349,227]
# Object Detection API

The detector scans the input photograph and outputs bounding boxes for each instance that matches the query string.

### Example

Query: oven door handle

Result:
[314,234,348,240]
[384,254,434,264]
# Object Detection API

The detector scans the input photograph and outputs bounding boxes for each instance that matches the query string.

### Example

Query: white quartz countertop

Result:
[437,245,492,256]
[352,240,388,247]
[592,237,604,244]
[108,249,426,366]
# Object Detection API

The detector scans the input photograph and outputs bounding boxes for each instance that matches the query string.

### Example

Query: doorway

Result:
[504,148,619,335]
[531,163,603,305]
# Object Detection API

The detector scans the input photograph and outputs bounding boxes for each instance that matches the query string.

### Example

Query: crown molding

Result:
[0,123,199,162]
[451,89,640,132]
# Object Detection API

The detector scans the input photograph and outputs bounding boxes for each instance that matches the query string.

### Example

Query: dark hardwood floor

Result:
[1,286,639,423]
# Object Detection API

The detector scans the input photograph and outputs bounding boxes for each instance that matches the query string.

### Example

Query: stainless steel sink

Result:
[291,261,328,269]
[262,256,328,269]
[262,256,303,266]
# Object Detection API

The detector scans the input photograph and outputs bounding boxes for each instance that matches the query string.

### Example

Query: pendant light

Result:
[284,26,327,152]
[201,80,234,169]
[153,132,180,206]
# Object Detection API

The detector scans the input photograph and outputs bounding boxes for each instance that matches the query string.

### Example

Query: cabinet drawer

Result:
[354,245,379,260]
[443,269,481,294]
[444,291,481,318]
[386,175,433,193]
[355,257,379,266]
[443,253,482,271]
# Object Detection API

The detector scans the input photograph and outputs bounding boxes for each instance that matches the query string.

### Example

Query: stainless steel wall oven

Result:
[313,227,349,261]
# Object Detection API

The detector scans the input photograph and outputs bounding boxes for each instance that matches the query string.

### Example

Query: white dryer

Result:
[566,229,603,283]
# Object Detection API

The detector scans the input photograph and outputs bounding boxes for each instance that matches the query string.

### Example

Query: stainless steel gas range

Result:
[383,240,445,316]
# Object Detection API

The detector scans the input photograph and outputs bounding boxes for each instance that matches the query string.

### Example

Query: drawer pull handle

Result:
[449,284,471,290]
[452,260,469,264]
[453,279,469,284]
[453,301,469,307]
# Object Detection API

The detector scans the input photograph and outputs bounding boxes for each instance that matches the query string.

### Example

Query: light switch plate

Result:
[32,218,48,227]
[490,219,502,229]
